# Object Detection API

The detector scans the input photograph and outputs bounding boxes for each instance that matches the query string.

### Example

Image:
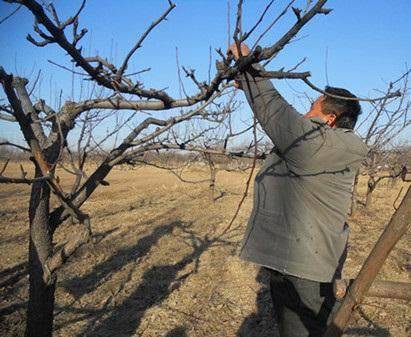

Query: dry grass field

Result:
[0,162,410,337]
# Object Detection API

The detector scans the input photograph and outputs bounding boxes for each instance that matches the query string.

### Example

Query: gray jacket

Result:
[238,65,368,282]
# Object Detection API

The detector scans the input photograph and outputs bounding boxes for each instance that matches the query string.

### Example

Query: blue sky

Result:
[1,0,410,145]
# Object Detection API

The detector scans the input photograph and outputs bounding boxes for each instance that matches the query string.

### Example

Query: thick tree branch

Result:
[73,96,197,114]
[47,88,227,231]
[15,0,175,103]
[13,77,47,145]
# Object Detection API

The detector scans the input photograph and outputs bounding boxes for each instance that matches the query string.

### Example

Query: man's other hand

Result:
[228,43,250,61]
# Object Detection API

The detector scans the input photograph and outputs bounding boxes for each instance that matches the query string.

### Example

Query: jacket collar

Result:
[309,116,352,133]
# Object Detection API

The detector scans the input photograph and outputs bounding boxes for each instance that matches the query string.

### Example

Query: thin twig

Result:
[48,60,88,76]
[0,4,22,25]
[0,141,31,152]
[116,0,176,78]
[302,77,402,102]
[242,0,275,42]
[252,0,296,51]
[221,116,258,235]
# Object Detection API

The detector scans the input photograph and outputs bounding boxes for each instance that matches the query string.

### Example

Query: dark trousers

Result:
[267,269,339,337]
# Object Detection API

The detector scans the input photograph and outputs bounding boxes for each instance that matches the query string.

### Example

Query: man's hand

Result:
[228,43,250,61]
[227,43,251,89]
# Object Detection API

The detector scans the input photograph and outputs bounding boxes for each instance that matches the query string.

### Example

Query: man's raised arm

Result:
[229,44,315,162]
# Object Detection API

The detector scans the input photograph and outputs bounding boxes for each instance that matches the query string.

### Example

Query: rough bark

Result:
[25,166,56,337]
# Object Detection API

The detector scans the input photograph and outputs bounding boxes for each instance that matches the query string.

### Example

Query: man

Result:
[229,44,368,336]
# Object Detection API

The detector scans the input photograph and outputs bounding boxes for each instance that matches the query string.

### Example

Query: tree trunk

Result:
[209,166,216,202]
[350,171,359,215]
[26,167,55,337]
[365,177,376,209]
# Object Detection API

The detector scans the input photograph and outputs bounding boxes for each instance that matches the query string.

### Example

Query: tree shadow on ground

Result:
[78,227,229,337]
[62,221,184,299]
[0,261,27,289]
[54,219,188,333]
[0,261,28,335]
[344,327,390,337]
[236,268,279,337]
[0,262,28,337]
[164,326,188,337]
[0,232,27,245]
[344,307,390,337]
[0,227,123,335]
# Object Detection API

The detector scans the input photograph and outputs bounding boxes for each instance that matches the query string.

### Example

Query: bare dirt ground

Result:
[0,163,410,337]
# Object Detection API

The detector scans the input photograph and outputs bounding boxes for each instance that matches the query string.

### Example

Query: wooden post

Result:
[325,185,411,337]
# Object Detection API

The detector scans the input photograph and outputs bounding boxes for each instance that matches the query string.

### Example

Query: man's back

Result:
[240,118,367,282]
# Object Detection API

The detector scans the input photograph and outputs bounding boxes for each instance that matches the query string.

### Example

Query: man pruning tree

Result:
[229,43,368,337]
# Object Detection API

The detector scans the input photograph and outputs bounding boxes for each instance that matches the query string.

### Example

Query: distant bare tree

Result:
[352,71,411,210]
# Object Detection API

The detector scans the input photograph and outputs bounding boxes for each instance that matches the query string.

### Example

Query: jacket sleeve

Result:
[238,63,324,168]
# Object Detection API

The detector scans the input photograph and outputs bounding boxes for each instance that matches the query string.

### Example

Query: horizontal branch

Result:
[0,112,16,121]
[0,141,30,152]
[130,159,211,184]
[118,142,266,165]
[334,279,411,301]
[73,96,198,114]
[10,0,336,110]
[301,78,402,102]
[0,174,50,184]
[257,69,311,79]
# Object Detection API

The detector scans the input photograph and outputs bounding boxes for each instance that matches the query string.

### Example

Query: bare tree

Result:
[353,71,411,210]
[0,1,402,336]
